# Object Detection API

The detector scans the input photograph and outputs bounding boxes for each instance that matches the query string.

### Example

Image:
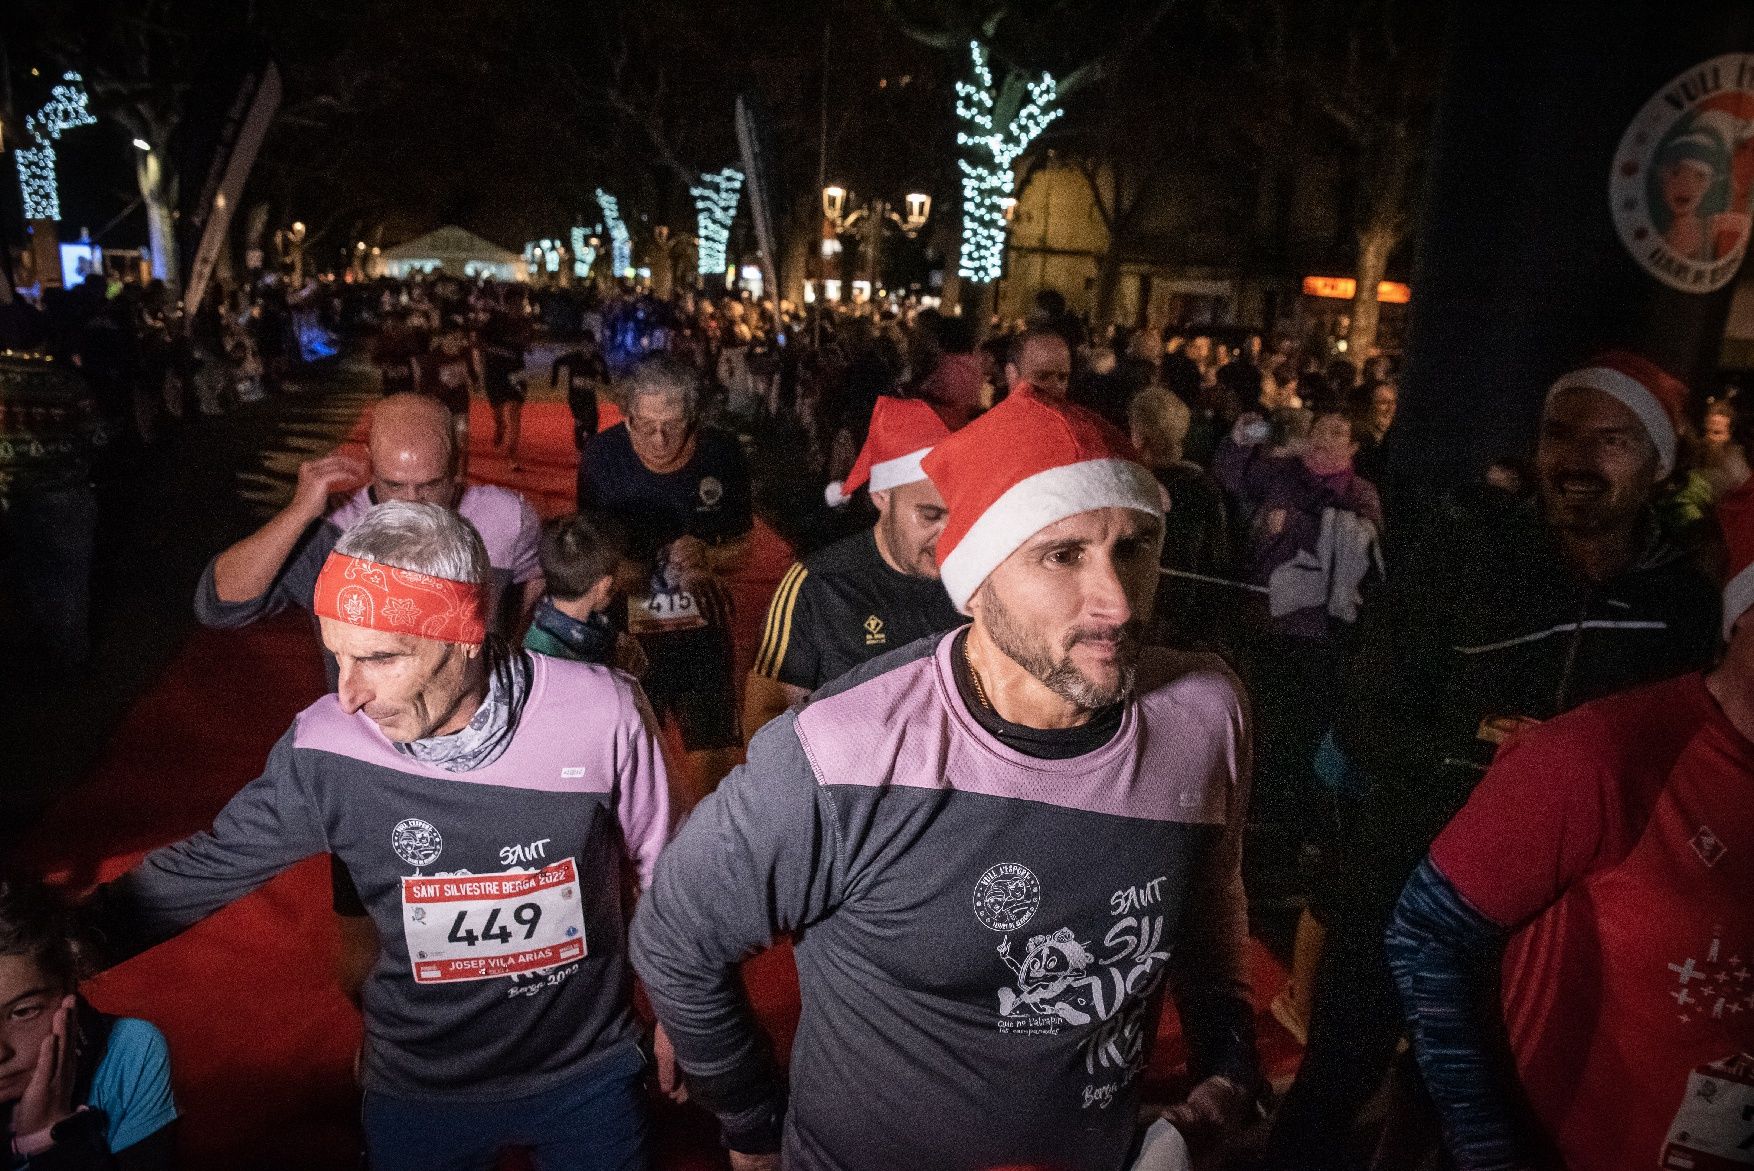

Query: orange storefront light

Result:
[1301,276,1410,303]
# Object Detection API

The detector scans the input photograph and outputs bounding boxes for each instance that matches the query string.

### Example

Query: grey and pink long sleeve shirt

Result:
[86,654,671,1103]
[632,633,1259,1171]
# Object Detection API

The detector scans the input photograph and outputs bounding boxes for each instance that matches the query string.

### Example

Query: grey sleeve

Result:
[82,729,330,964]
[192,520,338,628]
[1168,688,1263,1100]
[630,712,849,1132]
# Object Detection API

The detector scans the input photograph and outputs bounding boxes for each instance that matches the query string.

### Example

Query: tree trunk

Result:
[959,278,992,327]
[136,143,180,301]
[1092,246,1125,332]
[1346,221,1396,363]
[782,215,812,306]
[649,241,675,299]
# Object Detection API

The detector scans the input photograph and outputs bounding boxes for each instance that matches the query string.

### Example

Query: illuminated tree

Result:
[14,73,98,222]
[954,41,1060,283]
[690,167,743,279]
[596,189,633,278]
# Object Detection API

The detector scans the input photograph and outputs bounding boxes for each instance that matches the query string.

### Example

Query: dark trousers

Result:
[1262,910,1403,1171]
[1248,629,1345,837]
[362,1046,648,1171]
[1,482,97,669]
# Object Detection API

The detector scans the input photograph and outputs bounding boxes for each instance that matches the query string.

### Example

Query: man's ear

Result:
[869,488,891,518]
[965,578,989,623]
[1004,362,1020,387]
[585,573,617,612]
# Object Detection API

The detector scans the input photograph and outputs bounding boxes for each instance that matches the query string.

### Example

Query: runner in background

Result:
[577,355,753,809]
[1386,494,1754,1171]
[745,396,962,735]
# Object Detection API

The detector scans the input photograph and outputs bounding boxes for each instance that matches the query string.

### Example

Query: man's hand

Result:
[614,633,649,679]
[666,535,713,594]
[12,996,78,1136]
[292,453,369,522]
[1158,1076,1253,1166]
[728,1154,780,1171]
[652,1023,687,1104]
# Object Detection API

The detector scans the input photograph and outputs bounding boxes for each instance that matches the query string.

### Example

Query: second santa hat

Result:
[824,396,954,508]
[1547,351,1689,476]
[922,390,1163,614]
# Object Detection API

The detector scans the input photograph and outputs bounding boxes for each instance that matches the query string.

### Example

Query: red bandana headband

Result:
[313,552,490,645]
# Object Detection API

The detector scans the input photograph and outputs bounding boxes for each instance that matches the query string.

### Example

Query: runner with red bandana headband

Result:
[83,502,674,1171]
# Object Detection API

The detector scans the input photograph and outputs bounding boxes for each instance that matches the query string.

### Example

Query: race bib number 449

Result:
[402,858,587,984]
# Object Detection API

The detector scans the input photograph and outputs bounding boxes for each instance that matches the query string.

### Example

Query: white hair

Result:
[334,501,489,584]
[621,354,701,419]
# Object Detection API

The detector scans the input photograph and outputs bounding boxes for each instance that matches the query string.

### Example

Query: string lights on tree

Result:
[690,167,744,278]
[595,189,633,278]
[570,226,598,279]
[954,42,1061,284]
[15,72,98,222]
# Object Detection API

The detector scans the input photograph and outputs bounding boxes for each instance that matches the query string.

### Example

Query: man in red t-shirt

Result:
[1387,502,1754,1170]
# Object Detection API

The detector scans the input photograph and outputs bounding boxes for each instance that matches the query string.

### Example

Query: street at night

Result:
[1,3,1752,1170]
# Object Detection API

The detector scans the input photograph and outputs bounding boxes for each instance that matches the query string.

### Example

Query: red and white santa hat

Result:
[825,396,954,507]
[1718,482,1754,639]
[1546,351,1689,477]
[922,390,1163,613]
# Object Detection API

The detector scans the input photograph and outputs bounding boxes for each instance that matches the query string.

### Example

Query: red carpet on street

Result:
[22,397,1298,1169]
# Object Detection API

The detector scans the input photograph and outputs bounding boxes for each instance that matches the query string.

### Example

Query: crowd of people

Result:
[2,267,1752,1171]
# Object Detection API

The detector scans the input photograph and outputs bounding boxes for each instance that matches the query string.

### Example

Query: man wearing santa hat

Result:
[634,391,1262,1170]
[82,502,675,1171]
[1267,351,1724,1169]
[744,396,964,735]
[1384,487,1754,1171]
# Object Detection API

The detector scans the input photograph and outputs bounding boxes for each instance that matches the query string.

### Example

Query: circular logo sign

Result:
[1612,53,1754,293]
[972,862,1041,933]
[697,476,724,508]
[390,818,444,867]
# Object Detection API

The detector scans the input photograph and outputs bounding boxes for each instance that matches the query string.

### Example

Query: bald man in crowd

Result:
[197,392,543,659]
[1004,329,1073,401]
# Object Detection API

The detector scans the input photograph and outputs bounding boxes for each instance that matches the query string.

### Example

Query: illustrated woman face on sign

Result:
[1654,129,1726,260]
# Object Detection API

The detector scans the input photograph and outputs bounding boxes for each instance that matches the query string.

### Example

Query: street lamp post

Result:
[821,186,931,308]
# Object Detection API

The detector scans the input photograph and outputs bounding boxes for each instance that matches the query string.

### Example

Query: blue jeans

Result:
[363,1046,648,1171]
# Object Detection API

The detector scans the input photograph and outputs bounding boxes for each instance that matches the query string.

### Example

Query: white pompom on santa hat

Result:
[824,396,955,508]
[922,387,1164,614]
[1546,350,1690,477]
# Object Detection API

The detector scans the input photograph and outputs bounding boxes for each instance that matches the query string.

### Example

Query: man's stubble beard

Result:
[979,584,1140,711]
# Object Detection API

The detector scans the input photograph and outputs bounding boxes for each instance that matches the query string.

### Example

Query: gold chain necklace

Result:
[963,638,993,710]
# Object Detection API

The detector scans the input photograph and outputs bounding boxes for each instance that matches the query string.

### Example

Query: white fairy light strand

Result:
[689,167,744,277]
[953,42,1060,283]
[596,189,633,278]
[570,226,597,279]
[15,72,98,222]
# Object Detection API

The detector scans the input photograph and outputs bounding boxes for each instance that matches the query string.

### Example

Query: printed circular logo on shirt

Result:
[697,476,724,508]
[1610,53,1754,293]
[972,862,1041,933]
[391,818,444,867]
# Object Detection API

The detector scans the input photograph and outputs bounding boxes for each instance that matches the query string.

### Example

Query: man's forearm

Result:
[708,532,755,573]
[742,673,806,741]
[211,504,321,603]
[1387,858,1535,1171]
